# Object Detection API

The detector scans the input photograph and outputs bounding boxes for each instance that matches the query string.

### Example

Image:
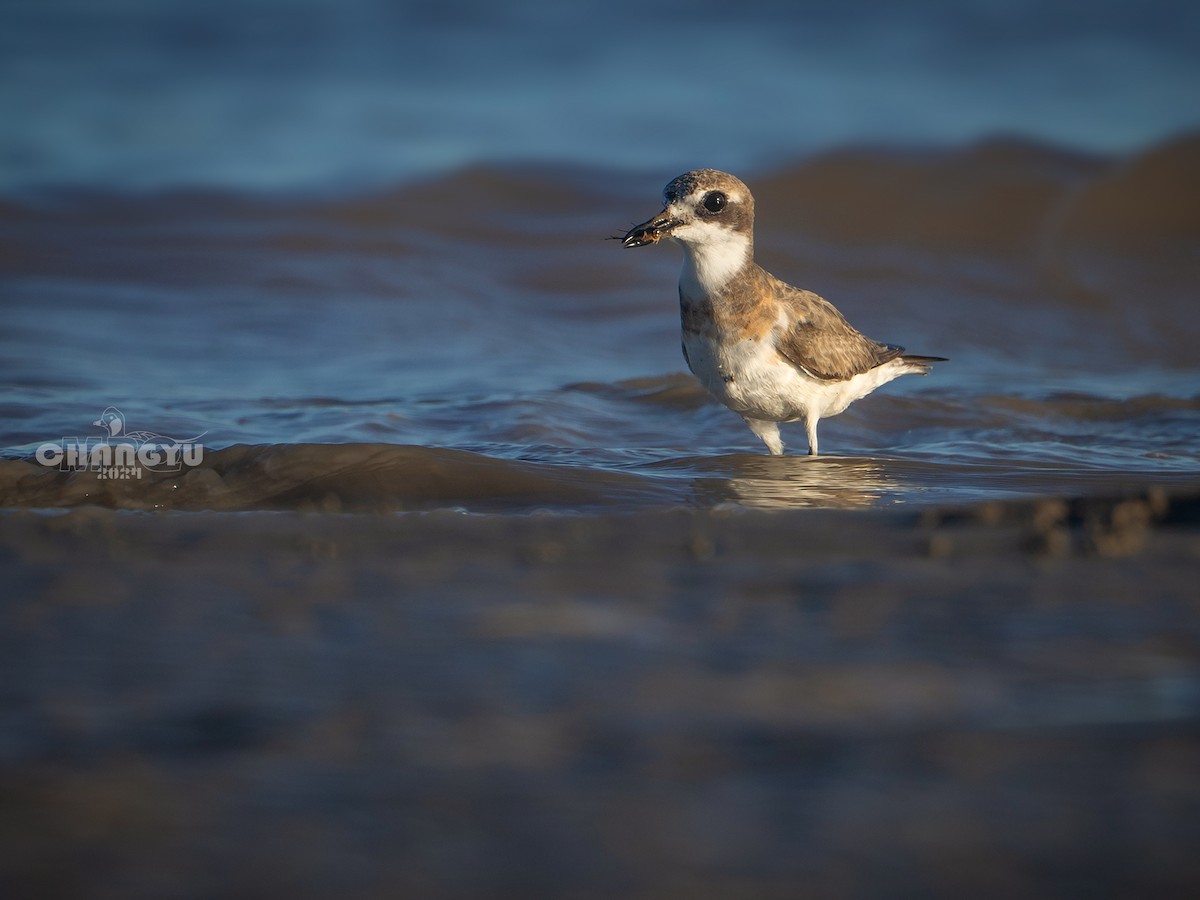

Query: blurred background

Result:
[2,0,1198,192]
[3,4,1200,900]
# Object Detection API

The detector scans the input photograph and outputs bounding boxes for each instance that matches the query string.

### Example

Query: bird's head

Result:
[622,169,756,293]
[93,407,124,436]
[622,169,754,249]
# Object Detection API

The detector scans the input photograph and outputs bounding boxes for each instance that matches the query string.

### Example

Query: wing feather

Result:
[770,278,902,381]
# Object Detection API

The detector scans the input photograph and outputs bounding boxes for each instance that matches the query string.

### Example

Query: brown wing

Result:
[771,279,903,381]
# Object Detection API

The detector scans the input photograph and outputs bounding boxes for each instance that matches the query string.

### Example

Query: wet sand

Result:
[2,492,1199,899]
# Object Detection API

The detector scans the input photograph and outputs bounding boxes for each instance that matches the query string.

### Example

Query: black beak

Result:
[622,210,677,248]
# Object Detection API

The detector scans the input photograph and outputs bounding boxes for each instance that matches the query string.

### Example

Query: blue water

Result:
[1,1,1197,512]
[2,0,1197,191]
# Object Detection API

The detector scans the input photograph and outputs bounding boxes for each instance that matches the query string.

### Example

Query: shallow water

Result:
[2,138,1198,512]
[4,2,1199,514]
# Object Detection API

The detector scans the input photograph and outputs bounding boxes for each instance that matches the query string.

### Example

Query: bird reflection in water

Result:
[687,454,900,509]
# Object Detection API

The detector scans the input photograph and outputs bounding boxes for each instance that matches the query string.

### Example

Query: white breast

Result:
[683,332,913,424]
[683,332,801,420]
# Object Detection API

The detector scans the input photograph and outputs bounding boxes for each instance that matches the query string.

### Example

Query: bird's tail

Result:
[900,354,948,376]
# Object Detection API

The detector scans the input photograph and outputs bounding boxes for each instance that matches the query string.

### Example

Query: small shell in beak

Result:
[622,212,675,248]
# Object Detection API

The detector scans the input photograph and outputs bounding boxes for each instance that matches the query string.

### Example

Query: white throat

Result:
[675,225,751,299]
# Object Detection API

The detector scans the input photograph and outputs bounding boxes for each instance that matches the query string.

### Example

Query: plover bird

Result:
[622,169,945,456]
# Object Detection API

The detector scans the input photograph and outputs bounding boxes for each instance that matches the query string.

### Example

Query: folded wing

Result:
[772,280,905,381]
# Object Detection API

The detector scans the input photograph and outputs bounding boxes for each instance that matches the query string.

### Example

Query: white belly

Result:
[683,333,909,424]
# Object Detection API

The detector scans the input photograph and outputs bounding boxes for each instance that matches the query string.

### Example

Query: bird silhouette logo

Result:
[34,407,208,474]
[91,407,206,445]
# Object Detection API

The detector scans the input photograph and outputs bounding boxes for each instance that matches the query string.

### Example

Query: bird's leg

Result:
[805,418,819,457]
[744,418,784,456]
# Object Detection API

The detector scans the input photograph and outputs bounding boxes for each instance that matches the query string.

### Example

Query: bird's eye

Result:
[702,191,727,214]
